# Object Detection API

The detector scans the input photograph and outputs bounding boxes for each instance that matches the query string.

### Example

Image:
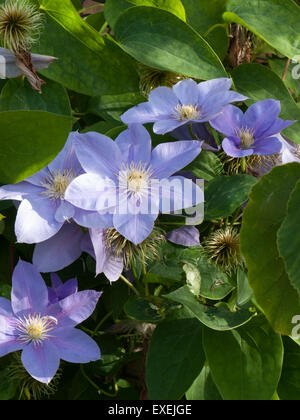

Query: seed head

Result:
[0,0,44,52]
[138,63,185,97]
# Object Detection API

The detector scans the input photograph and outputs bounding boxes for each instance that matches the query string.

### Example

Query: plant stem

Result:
[92,311,113,337]
[80,365,118,398]
[120,274,140,296]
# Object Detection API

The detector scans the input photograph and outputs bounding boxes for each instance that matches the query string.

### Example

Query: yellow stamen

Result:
[237,127,255,149]
[119,162,153,198]
[174,104,201,121]
[41,169,75,201]
[16,314,58,346]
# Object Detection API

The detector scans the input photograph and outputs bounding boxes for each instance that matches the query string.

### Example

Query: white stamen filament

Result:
[237,127,255,149]
[118,162,153,199]
[174,104,201,121]
[41,169,76,201]
[16,314,58,346]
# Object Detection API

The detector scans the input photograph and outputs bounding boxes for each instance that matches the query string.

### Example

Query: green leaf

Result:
[104,0,186,29]
[165,286,255,331]
[84,12,106,31]
[183,262,201,297]
[35,0,139,96]
[0,370,17,400]
[223,0,300,61]
[278,337,300,400]
[182,0,227,34]
[203,316,284,400]
[278,179,300,299]
[240,163,300,335]
[186,365,222,401]
[204,174,257,220]
[185,150,224,182]
[114,6,227,81]
[124,297,164,323]
[268,58,300,101]
[232,63,300,144]
[146,308,205,400]
[0,77,71,116]
[236,268,253,307]
[0,110,73,183]
[206,25,229,61]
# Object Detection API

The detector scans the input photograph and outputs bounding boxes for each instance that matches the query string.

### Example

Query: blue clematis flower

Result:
[0,260,101,384]
[65,124,204,245]
[121,78,247,134]
[210,100,295,158]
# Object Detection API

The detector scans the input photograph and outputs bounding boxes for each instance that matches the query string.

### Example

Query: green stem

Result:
[92,311,113,337]
[240,157,247,173]
[120,274,140,296]
[142,260,149,296]
[80,365,118,398]
[99,21,108,34]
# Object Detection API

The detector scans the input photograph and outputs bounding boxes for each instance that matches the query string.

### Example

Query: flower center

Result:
[41,170,76,201]
[238,127,255,149]
[119,162,153,198]
[16,314,58,345]
[174,104,200,121]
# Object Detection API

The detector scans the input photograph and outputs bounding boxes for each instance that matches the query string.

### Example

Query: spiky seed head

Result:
[204,227,242,272]
[0,0,44,52]
[138,63,186,97]
[105,227,166,269]
[220,151,280,176]
[7,353,61,400]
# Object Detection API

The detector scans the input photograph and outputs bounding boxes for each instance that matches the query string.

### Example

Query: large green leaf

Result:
[185,150,224,182]
[114,6,227,80]
[278,179,300,298]
[240,163,300,335]
[0,110,73,183]
[182,0,227,34]
[0,77,71,115]
[232,63,300,144]
[104,0,186,29]
[203,316,283,400]
[223,0,300,61]
[186,365,222,401]
[278,337,300,400]
[204,174,257,220]
[146,308,205,400]
[165,286,255,331]
[34,0,139,96]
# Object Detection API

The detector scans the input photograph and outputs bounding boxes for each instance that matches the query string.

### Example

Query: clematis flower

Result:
[65,124,204,245]
[0,133,112,244]
[121,78,247,134]
[47,274,78,305]
[210,100,295,158]
[0,260,101,384]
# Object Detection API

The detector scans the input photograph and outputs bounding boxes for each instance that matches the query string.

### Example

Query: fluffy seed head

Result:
[0,0,44,52]
[204,227,242,272]
[7,353,61,400]
[220,152,279,176]
[138,63,185,97]
[105,226,166,269]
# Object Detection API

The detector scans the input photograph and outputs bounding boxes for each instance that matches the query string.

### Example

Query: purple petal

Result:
[210,105,243,137]
[148,86,179,114]
[15,196,62,244]
[0,334,24,357]
[11,260,48,316]
[48,132,82,176]
[153,119,186,135]
[159,176,204,213]
[151,140,202,178]
[47,290,101,328]
[166,226,200,247]
[173,79,199,105]
[51,328,100,363]
[0,182,42,201]
[222,138,253,158]
[73,208,113,229]
[121,102,157,125]
[253,136,283,156]
[21,341,60,384]
[0,298,13,317]
[54,200,75,223]
[25,167,49,186]
[204,91,247,118]
[73,131,122,178]
[33,223,85,273]
[49,274,78,303]
[242,99,281,138]
[65,173,117,212]
[198,78,233,102]
[89,228,124,281]
[258,118,295,140]
[115,124,152,165]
